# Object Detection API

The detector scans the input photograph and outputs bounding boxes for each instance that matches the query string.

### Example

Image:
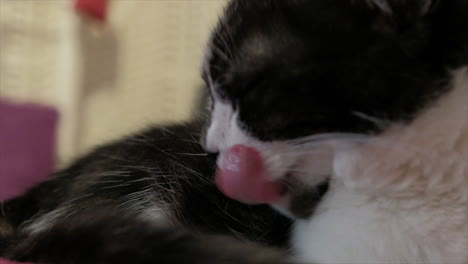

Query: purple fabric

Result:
[0,260,32,264]
[0,99,58,201]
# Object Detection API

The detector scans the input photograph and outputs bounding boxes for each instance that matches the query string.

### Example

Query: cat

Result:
[0,120,293,263]
[202,0,467,263]
[2,0,467,263]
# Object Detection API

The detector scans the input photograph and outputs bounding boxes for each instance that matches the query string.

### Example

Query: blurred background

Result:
[0,0,226,163]
[0,0,226,199]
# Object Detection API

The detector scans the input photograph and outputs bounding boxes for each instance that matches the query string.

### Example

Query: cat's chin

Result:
[269,177,330,220]
[211,142,333,217]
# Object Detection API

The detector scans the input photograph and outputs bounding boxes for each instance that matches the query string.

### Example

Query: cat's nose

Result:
[200,126,219,153]
[202,139,218,154]
[203,136,220,154]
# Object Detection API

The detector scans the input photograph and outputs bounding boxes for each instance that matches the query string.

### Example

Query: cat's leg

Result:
[0,214,15,255]
[6,205,292,264]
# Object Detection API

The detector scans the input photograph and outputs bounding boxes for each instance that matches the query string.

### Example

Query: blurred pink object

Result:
[0,99,59,201]
[0,260,32,264]
[75,0,109,21]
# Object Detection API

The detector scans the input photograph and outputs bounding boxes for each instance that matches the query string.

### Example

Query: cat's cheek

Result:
[205,103,315,184]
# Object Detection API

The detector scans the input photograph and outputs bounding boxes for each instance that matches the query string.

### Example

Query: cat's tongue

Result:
[215,145,283,204]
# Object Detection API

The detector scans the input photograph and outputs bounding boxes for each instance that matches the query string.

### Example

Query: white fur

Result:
[22,205,171,235]
[205,101,243,153]
[367,0,393,14]
[293,67,468,264]
[119,188,173,225]
[22,206,72,235]
[368,0,433,15]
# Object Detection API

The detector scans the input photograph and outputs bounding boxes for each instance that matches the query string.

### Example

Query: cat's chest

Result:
[290,185,468,264]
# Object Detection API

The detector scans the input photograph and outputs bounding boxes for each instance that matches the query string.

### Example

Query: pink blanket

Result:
[0,99,58,201]
[0,99,58,263]
[0,261,31,264]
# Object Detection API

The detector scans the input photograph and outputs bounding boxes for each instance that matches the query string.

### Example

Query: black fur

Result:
[205,0,468,140]
[1,121,291,261]
[2,0,467,262]
[6,206,292,264]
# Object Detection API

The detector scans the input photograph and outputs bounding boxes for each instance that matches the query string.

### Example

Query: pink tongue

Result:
[215,145,283,204]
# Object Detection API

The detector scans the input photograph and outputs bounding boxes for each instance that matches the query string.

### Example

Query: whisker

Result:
[215,33,234,59]
[175,152,208,157]
[265,148,332,156]
[211,45,231,63]
[286,133,370,146]
[101,183,131,190]
[352,111,389,129]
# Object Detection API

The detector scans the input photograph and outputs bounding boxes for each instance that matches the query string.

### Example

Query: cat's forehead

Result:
[203,0,466,141]
[205,0,382,80]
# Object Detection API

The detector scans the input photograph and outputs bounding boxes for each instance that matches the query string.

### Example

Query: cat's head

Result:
[201,0,468,218]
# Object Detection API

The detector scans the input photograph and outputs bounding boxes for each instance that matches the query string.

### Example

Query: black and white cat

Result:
[1,0,467,263]
[203,0,467,263]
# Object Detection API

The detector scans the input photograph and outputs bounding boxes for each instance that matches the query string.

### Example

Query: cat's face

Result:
[202,0,467,218]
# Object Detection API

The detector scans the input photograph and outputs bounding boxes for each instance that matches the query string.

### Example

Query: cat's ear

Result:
[368,0,438,16]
